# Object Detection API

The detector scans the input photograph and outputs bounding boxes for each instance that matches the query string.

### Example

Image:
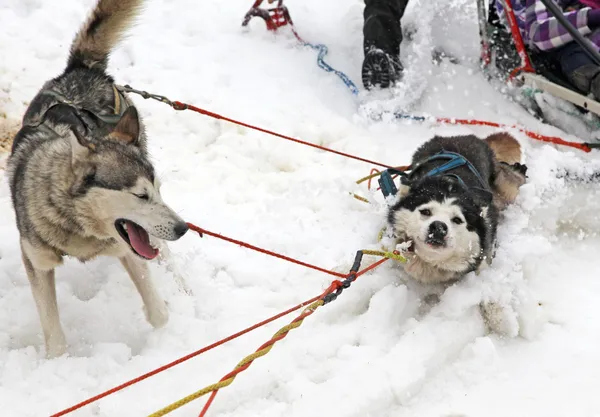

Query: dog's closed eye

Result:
[419,208,432,216]
[132,193,149,201]
[452,216,464,225]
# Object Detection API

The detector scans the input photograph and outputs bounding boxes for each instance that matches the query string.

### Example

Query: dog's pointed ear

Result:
[69,128,94,165]
[398,176,411,198]
[397,183,411,198]
[109,107,140,146]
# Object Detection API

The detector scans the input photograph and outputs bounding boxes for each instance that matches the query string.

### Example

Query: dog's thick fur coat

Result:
[8,0,188,358]
[387,132,526,285]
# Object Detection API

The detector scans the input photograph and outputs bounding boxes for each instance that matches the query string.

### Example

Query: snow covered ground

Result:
[1,0,600,415]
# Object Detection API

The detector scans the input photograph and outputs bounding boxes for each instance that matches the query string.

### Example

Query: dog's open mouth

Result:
[425,237,446,248]
[115,219,159,260]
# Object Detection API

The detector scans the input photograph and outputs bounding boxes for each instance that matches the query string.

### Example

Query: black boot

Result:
[589,68,600,101]
[568,63,600,99]
[362,0,409,90]
[362,48,403,89]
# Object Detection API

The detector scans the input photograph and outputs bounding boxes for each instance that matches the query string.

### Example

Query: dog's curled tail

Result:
[67,0,144,71]
[484,132,522,165]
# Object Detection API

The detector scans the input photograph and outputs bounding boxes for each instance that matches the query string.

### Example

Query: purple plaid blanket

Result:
[495,0,600,51]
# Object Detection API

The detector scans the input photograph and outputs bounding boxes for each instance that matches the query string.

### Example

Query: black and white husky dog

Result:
[386,132,527,284]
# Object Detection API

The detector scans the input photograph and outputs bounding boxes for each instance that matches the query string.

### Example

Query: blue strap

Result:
[296,38,360,96]
[286,31,491,194]
[417,151,490,191]
[394,112,427,122]
[377,151,490,199]
[378,170,399,197]
[424,154,468,177]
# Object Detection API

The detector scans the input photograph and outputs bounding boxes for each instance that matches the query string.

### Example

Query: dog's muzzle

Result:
[426,220,448,247]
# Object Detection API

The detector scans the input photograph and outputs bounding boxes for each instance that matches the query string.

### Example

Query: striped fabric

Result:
[495,0,600,51]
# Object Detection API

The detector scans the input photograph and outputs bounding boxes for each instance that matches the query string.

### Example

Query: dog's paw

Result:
[45,333,68,359]
[480,301,519,338]
[475,259,491,276]
[144,301,169,329]
[515,298,547,340]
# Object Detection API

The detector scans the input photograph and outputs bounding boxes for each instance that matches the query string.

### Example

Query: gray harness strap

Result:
[28,84,129,136]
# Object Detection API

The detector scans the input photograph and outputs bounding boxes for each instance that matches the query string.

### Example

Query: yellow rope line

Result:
[147,250,405,416]
[355,171,383,185]
[352,170,381,204]
[351,193,371,204]
[356,165,410,186]
[377,227,386,242]
[147,379,230,417]
[353,165,411,204]
[147,300,323,417]
[361,249,407,263]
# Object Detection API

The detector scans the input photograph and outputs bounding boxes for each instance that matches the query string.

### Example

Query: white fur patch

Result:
[87,177,186,242]
[392,198,481,283]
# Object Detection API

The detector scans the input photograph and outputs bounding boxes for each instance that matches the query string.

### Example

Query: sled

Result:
[241,0,293,32]
[478,0,600,132]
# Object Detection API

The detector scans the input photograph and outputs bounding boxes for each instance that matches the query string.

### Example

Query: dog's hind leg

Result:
[120,254,169,328]
[20,242,66,358]
[484,132,527,209]
[492,163,527,209]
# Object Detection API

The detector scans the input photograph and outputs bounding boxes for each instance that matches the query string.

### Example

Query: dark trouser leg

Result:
[362,0,410,89]
[551,41,600,99]
[363,0,409,56]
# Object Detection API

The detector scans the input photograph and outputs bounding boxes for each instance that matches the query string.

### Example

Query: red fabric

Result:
[580,0,600,10]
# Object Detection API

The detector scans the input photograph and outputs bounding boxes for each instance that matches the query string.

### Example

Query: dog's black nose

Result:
[428,221,448,239]
[173,222,189,239]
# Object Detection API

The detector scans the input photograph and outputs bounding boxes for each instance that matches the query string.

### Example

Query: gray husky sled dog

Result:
[386,132,526,284]
[7,0,189,358]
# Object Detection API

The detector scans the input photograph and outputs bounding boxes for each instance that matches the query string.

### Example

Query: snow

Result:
[1,0,600,415]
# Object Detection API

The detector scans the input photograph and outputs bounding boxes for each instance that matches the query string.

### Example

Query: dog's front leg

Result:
[120,254,169,328]
[21,251,66,358]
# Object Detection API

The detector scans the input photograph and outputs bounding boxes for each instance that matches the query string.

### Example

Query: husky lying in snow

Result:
[386,132,527,284]
[7,0,188,358]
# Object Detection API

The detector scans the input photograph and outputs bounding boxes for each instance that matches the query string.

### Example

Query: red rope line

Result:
[119,85,595,158]
[50,224,390,417]
[436,117,592,152]
[49,297,318,417]
[197,281,337,417]
[186,223,348,278]
[354,256,389,278]
[197,256,389,417]
[366,168,381,190]
[171,101,592,154]
[172,101,394,168]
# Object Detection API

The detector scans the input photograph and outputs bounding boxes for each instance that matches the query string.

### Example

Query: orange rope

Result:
[436,116,592,152]
[51,225,390,417]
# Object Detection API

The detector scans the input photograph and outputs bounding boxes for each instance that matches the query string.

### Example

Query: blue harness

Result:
[378,150,491,198]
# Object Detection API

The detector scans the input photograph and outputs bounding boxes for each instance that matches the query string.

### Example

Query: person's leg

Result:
[552,40,600,100]
[362,0,409,89]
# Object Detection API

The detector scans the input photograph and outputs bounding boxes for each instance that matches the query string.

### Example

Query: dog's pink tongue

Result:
[125,221,158,260]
